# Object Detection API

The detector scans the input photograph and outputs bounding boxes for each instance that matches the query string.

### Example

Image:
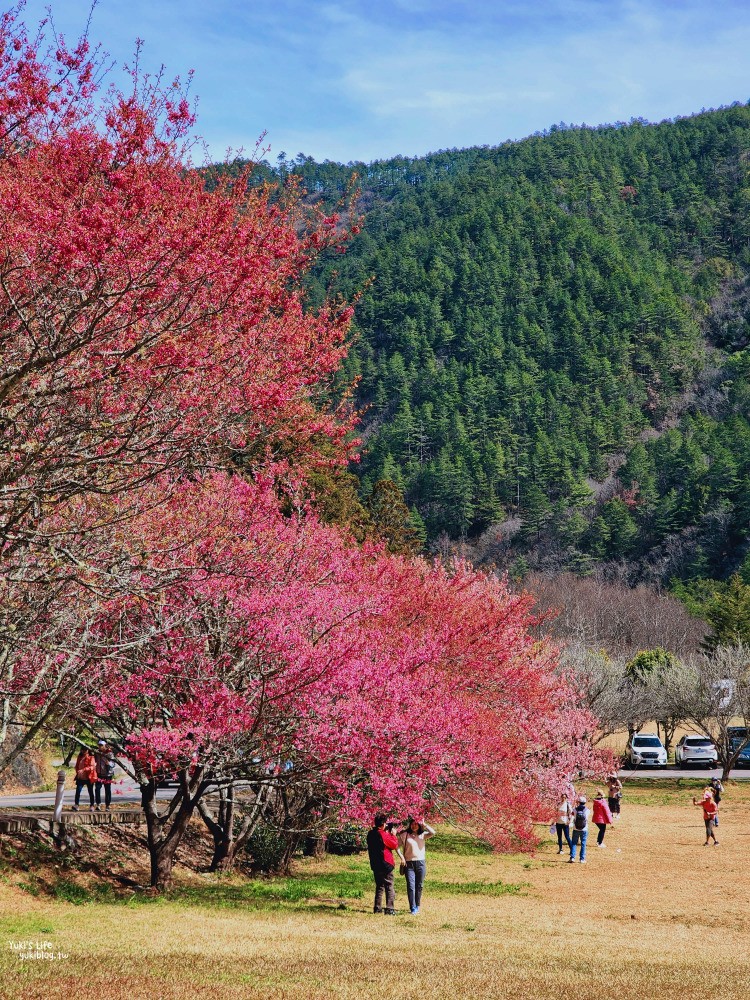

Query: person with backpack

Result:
[693,790,719,846]
[568,795,590,863]
[94,739,116,811]
[72,746,97,812]
[555,792,573,854]
[366,813,405,914]
[592,789,613,847]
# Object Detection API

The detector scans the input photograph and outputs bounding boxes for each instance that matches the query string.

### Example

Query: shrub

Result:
[325,823,365,855]
[246,825,293,874]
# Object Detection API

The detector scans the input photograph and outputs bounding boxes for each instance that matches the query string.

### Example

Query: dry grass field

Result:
[1,780,750,999]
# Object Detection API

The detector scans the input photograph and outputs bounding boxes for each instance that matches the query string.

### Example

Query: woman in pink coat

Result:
[592,789,613,848]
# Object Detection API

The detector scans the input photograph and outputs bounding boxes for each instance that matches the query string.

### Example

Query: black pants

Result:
[74,779,94,806]
[95,781,111,807]
[556,823,571,850]
[596,822,607,845]
[608,795,620,815]
[373,864,395,912]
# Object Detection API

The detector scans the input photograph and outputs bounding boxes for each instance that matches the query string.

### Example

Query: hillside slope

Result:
[270,106,750,583]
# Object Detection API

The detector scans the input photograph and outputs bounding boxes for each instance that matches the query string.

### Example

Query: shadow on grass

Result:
[4,822,523,911]
[163,869,372,908]
[42,867,527,910]
[430,831,493,856]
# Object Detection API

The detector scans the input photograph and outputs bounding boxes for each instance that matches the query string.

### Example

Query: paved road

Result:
[618,765,750,780]
[1,767,747,810]
[0,779,175,809]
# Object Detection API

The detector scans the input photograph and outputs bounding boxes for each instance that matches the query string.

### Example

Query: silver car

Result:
[675,735,718,767]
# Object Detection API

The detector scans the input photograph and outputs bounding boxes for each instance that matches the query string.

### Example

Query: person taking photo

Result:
[366,813,404,914]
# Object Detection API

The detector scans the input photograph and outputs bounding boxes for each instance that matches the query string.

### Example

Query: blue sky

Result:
[17,1,750,164]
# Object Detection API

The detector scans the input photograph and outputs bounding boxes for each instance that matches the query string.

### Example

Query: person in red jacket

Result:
[366,813,404,914]
[693,790,719,845]
[592,789,613,847]
[72,747,97,812]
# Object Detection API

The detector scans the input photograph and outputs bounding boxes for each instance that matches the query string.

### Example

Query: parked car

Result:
[728,727,750,768]
[674,735,718,767]
[627,733,668,767]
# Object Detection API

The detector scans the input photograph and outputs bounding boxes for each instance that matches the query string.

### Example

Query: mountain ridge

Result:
[238,103,750,587]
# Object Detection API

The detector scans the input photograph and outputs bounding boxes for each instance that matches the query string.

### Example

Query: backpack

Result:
[573,803,587,831]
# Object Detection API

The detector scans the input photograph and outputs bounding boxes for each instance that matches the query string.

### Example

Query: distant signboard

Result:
[713,678,735,711]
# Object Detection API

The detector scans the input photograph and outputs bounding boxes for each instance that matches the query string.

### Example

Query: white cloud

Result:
[312,0,750,155]
[14,0,750,161]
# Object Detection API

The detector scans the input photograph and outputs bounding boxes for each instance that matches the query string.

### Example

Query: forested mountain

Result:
[252,105,750,586]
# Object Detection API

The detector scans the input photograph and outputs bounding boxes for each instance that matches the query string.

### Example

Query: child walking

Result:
[592,789,613,847]
[693,790,719,846]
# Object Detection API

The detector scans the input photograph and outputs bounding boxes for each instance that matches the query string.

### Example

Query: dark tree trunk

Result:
[276,833,303,874]
[198,786,236,871]
[303,835,327,857]
[197,781,268,872]
[149,836,180,891]
[658,718,680,756]
[140,771,203,890]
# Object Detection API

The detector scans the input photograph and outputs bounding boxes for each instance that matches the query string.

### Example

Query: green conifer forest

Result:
[252,105,750,586]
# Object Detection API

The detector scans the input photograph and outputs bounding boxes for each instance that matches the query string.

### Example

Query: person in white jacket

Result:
[555,792,573,854]
[398,817,435,914]
[568,795,591,864]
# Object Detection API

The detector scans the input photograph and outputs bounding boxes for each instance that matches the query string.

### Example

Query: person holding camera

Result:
[366,813,404,915]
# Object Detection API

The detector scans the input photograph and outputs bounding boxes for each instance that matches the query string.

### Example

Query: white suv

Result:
[675,735,718,768]
[627,733,668,767]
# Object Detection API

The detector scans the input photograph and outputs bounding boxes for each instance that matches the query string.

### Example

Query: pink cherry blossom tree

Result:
[0,11,354,771]
[74,476,609,887]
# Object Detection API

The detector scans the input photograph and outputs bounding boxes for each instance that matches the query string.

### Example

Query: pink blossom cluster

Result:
[0,11,613,858]
[79,474,610,849]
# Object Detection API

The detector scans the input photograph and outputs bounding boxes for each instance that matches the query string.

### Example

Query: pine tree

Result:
[703,574,750,649]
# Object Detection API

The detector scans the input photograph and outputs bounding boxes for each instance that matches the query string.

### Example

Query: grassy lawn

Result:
[1,781,750,998]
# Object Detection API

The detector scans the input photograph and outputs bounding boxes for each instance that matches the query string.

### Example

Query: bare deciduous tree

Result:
[527,572,705,659]
[559,645,650,745]
[560,644,695,755]
[679,644,750,780]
